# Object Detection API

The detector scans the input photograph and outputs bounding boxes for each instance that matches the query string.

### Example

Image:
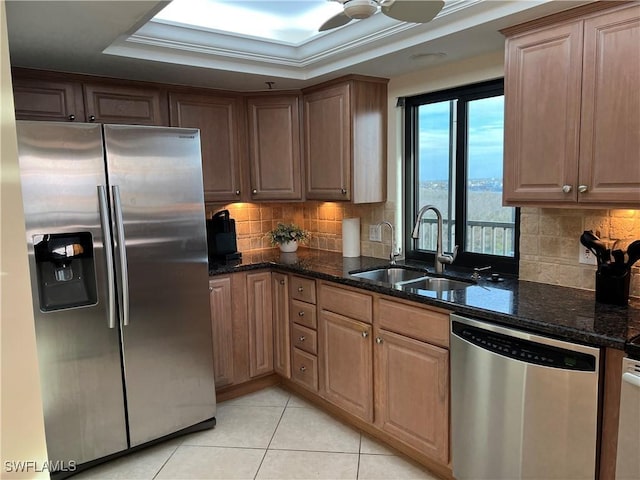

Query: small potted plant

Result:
[268,222,308,252]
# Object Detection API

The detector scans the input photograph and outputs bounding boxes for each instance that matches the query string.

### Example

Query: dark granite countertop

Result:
[209,248,640,354]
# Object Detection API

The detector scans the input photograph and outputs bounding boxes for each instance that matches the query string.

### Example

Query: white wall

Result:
[386,50,505,243]
[0,0,49,477]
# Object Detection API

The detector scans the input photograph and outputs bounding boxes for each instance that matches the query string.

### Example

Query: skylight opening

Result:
[153,0,345,44]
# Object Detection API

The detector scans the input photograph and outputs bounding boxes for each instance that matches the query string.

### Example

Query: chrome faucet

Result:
[378,221,401,265]
[411,205,458,274]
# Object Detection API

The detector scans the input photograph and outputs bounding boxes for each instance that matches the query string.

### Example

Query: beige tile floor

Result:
[73,386,441,480]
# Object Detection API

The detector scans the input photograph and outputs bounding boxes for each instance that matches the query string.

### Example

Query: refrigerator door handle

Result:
[98,185,117,329]
[112,185,130,326]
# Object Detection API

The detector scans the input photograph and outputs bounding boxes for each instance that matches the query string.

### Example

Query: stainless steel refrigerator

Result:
[16,121,216,472]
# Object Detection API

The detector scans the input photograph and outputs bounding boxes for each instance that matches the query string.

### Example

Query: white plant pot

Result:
[279,240,298,253]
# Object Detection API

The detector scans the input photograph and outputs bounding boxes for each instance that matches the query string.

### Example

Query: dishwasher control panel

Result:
[452,321,596,371]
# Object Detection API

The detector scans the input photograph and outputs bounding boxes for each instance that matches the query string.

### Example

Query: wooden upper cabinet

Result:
[83,83,166,125]
[374,328,449,464]
[247,95,302,201]
[303,77,387,203]
[503,20,583,204]
[12,76,85,122]
[503,3,640,208]
[169,92,244,202]
[579,5,640,205]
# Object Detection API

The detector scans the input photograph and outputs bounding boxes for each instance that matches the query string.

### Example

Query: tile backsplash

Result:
[519,208,640,298]
[205,201,396,259]
[207,202,639,299]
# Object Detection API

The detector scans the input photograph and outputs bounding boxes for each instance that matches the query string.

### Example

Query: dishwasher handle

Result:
[451,320,597,372]
[622,371,640,388]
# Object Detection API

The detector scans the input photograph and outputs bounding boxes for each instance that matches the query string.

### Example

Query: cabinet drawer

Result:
[291,323,317,355]
[290,299,317,329]
[377,298,450,348]
[319,282,372,324]
[290,276,316,304]
[291,348,318,392]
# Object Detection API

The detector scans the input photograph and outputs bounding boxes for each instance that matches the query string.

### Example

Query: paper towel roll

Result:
[342,218,361,257]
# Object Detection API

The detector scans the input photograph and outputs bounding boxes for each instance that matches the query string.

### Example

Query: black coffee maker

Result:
[206,209,241,265]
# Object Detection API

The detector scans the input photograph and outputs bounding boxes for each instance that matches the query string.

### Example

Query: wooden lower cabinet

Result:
[247,272,274,378]
[208,277,234,389]
[319,309,373,422]
[374,328,449,464]
[272,273,290,378]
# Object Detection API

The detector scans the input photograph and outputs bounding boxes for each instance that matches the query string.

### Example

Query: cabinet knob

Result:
[209,286,213,292]
[298,336,306,342]
[562,185,572,193]
[362,331,369,338]
[299,365,306,372]
[88,115,96,122]
[279,279,285,285]
[235,190,241,196]
[68,114,75,121]
[376,337,383,344]
[298,286,304,292]
[578,185,589,193]
[341,188,347,195]
[252,189,257,194]
[298,311,305,317]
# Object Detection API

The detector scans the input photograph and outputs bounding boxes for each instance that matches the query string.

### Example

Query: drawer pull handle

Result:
[298,311,305,317]
[298,336,306,342]
[362,331,369,338]
[300,365,307,372]
[376,337,383,344]
[298,286,304,292]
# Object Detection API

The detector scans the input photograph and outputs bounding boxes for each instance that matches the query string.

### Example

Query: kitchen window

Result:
[403,79,519,274]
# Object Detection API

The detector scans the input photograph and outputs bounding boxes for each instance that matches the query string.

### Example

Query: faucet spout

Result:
[411,205,458,274]
[378,221,400,265]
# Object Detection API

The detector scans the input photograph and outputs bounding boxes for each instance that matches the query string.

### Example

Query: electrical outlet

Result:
[578,243,598,265]
[369,224,382,242]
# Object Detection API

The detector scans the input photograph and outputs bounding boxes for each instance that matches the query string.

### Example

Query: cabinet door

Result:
[247,272,274,378]
[209,277,234,389]
[579,5,640,205]
[84,83,166,125]
[319,309,373,421]
[12,77,85,122]
[375,329,449,464]
[169,92,244,202]
[272,273,291,378]
[303,84,351,201]
[503,21,583,204]
[247,95,302,200]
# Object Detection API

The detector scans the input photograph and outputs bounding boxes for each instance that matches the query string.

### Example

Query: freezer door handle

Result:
[98,185,117,329]
[112,185,130,326]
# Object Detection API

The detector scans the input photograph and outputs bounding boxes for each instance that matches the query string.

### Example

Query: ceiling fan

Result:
[319,0,445,32]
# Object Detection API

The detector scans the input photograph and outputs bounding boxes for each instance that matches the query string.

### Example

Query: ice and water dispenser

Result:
[33,232,98,311]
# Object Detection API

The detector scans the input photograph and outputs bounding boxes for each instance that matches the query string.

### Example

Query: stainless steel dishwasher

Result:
[450,314,600,480]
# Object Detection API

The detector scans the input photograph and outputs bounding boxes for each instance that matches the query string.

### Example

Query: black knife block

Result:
[595,269,630,306]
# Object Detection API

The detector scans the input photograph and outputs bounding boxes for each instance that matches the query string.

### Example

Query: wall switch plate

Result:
[369,224,382,242]
[578,242,598,265]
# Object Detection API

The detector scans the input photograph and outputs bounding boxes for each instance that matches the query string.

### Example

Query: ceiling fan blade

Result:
[381,0,444,23]
[319,11,352,31]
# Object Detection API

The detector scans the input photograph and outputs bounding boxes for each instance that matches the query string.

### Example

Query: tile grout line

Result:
[151,443,181,480]
[356,432,363,480]
[252,392,292,479]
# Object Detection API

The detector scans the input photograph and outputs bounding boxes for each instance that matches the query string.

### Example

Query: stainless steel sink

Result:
[400,277,472,292]
[349,267,428,285]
